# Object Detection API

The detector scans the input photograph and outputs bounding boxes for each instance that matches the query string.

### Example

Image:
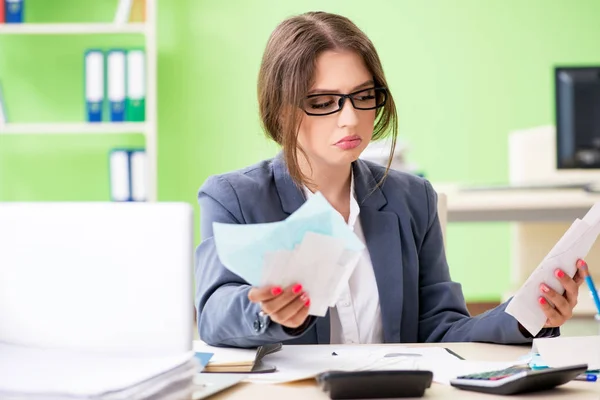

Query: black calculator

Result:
[450,364,588,395]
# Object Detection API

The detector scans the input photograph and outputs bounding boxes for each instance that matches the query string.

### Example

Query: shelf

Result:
[0,23,146,35]
[0,122,147,135]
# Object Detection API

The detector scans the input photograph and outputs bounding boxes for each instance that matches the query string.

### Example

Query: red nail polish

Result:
[271,287,282,296]
[304,299,311,307]
[292,284,303,294]
[555,269,565,278]
[538,297,547,305]
[576,259,587,269]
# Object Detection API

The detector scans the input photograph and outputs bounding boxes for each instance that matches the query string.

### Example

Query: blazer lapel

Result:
[353,160,404,343]
[273,154,332,343]
[272,153,306,215]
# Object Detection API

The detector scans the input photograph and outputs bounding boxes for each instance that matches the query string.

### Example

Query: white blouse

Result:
[303,173,384,344]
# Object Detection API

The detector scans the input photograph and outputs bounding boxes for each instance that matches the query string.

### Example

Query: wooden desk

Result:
[208,342,599,399]
[437,186,600,223]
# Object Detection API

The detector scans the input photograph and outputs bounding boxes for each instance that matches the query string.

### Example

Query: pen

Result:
[577,261,600,315]
[575,374,597,382]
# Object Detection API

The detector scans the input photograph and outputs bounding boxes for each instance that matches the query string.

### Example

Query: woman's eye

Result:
[311,101,334,109]
[308,96,336,109]
[355,94,375,102]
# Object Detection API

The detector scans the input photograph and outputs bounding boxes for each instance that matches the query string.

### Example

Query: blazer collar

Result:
[272,152,387,214]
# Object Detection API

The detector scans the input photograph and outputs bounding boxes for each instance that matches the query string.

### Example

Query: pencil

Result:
[578,261,600,315]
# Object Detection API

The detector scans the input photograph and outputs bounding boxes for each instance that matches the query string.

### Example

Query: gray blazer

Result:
[194,154,557,348]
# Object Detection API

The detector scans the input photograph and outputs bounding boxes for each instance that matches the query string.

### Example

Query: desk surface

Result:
[208,342,599,399]
[433,185,600,222]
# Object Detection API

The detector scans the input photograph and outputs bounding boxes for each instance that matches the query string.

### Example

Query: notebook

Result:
[194,342,282,373]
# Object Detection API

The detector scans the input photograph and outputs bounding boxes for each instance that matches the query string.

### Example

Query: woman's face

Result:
[296,50,376,169]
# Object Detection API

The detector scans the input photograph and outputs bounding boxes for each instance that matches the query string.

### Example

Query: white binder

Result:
[107,50,127,122]
[109,150,131,202]
[85,50,105,122]
[0,82,7,125]
[130,150,147,201]
[126,50,146,121]
[114,0,133,23]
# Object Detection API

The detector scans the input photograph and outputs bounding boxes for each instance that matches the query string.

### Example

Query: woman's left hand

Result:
[538,259,587,328]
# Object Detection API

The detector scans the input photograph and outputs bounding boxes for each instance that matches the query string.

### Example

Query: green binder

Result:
[126,49,146,122]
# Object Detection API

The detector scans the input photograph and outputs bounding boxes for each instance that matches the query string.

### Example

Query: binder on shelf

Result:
[85,50,105,122]
[107,50,126,122]
[114,0,133,24]
[5,0,23,23]
[109,149,131,202]
[109,149,147,202]
[126,49,146,122]
[129,0,146,22]
[0,82,7,125]
[130,150,147,201]
[0,0,5,23]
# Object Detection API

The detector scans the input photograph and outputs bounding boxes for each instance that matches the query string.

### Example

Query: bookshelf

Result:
[0,0,158,201]
[0,22,147,35]
[0,122,147,134]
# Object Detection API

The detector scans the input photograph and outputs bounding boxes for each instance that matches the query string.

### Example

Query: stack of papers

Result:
[0,343,197,400]
[506,202,600,335]
[213,192,364,316]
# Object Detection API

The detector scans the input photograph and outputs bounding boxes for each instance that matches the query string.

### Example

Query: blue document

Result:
[212,192,364,287]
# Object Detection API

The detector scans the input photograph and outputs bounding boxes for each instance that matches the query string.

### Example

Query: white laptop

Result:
[0,202,194,356]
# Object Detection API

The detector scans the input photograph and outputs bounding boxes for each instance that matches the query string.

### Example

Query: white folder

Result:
[130,150,147,202]
[107,50,126,121]
[85,50,104,122]
[114,0,133,23]
[0,82,7,125]
[126,50,146,119]
[109,150,131,202]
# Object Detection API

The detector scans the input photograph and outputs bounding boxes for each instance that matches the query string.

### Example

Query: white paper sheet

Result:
[241,344,518,386]
[506,202,600,335]
[532,335,600,370]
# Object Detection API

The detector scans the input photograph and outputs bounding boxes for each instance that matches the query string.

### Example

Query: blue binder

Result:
[107,49,127,122]
[84,50,104,122]
[5,0,24,23]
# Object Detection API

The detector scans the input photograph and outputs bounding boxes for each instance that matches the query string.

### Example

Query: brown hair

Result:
[257,11,398,187]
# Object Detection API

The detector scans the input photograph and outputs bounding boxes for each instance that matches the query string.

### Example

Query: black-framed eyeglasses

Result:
[301,87,388,116]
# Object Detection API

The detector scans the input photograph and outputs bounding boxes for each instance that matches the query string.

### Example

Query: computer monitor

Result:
[555,66,600,169]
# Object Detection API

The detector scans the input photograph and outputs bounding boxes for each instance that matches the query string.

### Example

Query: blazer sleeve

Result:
[195,175,315,348]
[416,180,559,344]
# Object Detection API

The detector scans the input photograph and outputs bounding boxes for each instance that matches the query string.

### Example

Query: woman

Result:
[194,11,584,348]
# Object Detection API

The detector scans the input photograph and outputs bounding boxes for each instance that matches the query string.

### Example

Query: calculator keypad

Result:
[457,366,530,381]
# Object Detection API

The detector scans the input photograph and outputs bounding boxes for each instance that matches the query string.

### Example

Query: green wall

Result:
[2,0,600,301]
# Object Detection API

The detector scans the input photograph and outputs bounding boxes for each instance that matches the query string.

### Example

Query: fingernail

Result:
[292,284,303,294]
[304,298,311,307]
[576,259,587,269]
[271,287,282,296]
[555,269,565,278]
[539,297,547,305]
[540,284,550,293]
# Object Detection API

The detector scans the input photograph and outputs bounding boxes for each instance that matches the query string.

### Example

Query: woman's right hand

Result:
[248,283,310,329]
